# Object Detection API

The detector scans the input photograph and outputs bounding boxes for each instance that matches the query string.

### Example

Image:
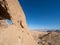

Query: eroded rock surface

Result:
[0,0,38,45]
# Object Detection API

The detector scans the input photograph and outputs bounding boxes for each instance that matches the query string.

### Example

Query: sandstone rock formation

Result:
[0,0,38,45]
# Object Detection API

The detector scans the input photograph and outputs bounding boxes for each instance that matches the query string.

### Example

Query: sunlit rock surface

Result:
[0,0,38,45]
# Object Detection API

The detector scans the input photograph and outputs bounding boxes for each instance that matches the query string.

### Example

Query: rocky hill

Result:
[30,30,60,45]
[0,0,60,45]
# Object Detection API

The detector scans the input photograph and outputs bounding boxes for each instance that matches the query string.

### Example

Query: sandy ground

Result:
[30,30,60,45]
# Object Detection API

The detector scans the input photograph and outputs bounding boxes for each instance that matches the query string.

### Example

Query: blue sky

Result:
[19,0,60,29]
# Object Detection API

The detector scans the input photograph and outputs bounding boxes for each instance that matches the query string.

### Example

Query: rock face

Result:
[0,0,38,45]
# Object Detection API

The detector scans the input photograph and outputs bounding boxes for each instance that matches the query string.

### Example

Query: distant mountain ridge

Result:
[30,30,60,45]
